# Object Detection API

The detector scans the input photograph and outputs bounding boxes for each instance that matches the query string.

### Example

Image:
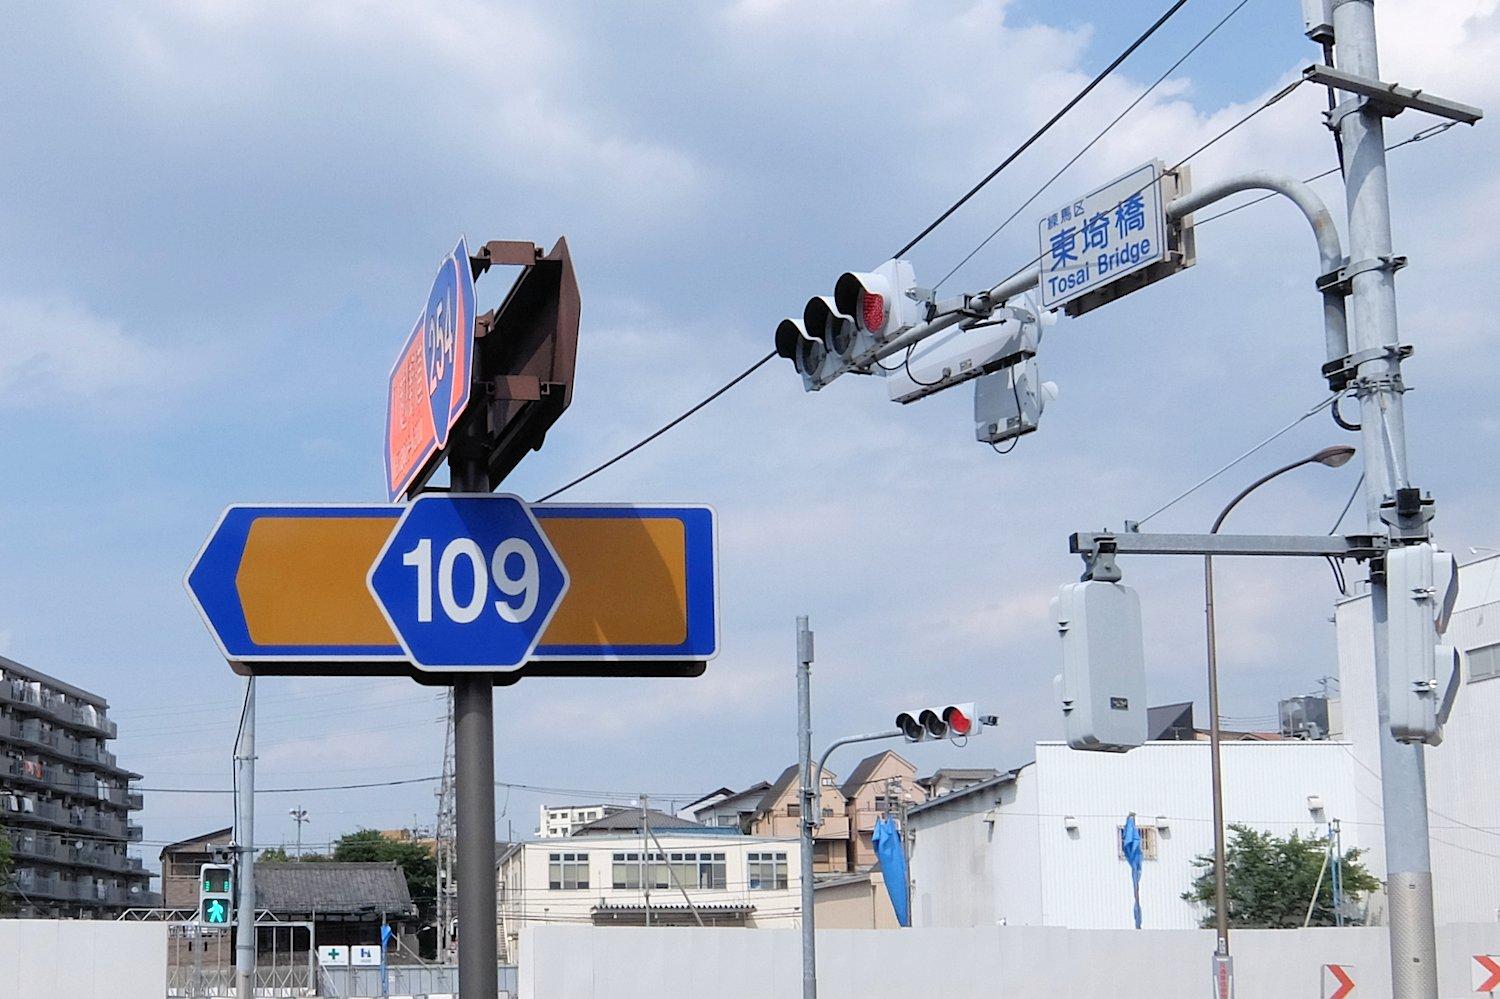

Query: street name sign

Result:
[185,499,718,676]
[1038,160,1193,317]
[384,237,478,502]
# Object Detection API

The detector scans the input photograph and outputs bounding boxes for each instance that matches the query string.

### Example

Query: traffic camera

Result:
[895,702,995,742]
[1386,543,1461,745]
[199,862,234,926]
[1053,579,1147,752]
[774,259,923,391]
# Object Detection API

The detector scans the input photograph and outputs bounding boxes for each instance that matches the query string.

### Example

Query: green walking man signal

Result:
[199,862,234,925]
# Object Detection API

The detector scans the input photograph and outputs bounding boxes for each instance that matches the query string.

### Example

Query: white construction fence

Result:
[0,918,167,999]
[520,923,1500,998]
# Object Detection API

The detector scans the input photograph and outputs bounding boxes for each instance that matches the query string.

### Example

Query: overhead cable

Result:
[892,0,1196,259]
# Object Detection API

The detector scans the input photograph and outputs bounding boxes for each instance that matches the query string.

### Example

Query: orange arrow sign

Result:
[1475,955,1500,993]
[1324,964,1355,999]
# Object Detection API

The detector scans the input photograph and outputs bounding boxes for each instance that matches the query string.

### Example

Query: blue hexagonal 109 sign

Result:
[367,494,570,671]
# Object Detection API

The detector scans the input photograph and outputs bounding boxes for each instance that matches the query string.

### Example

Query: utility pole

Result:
[234,677,256,999]
[450,448,499,999]
[435,688,457,962]
[641,793,652,928]
[796,616,817,999]
[289,805,308,861]
[1329,2,1438,994]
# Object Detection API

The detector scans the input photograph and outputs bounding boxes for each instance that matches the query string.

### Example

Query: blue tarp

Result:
[873,815,911,927]
[1122,814,1144,929]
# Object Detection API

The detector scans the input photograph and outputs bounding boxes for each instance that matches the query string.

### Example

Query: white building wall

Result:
[1335,554,1500,924]
[910,740,1358,930]
[499,834,804,957]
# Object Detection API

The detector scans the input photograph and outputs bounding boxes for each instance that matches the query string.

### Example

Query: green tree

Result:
[332,829,436,915]
[1183,824,1381,928]
[258,846,291,862]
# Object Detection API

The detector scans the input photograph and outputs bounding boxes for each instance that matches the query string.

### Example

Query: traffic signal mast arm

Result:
[864,171,1350,387]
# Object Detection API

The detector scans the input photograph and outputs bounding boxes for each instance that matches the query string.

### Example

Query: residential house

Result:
[159,826,233,910]
[255,861,420,954]
[689,781,770,830]
[746,765,850,876]
[840,751,926,870]
[918,768,1000,799]
[570,807,704,837]
[676,787,734,822]
[496,831,802,962]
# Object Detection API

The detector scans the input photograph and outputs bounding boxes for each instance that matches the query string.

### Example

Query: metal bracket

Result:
[1321,342,1413,391]
[1079,536,1122,583]
[1316,254,1407,296]
[1380,487,1436,538]
[1070,530,1388,561]
[1304,63,1484,126]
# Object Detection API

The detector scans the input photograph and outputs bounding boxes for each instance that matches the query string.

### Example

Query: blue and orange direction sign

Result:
[184,500,718,675]
[384,237,478,502]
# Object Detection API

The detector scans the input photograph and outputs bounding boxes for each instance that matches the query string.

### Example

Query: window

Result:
[748,852,789,890]
[820,774,834,787]
[668,852,726,889]
[1468,642,1500,683]
[785,803,800,818]
[548,852,589,890]
[715,816,739,828]
[611,852,671,890]
[1117,825,1160,861]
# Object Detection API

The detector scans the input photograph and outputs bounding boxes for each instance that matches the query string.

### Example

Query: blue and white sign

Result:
[350,944,381,967]
[368,494,570,671]
[1039,161,1168,311]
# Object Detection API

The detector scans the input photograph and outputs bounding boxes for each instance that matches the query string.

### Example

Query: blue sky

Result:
[1,0,1497,862]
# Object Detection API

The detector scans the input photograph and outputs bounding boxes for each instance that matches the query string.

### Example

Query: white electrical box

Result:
[1386,543,1460,745]
[1302,0,1334,42]
[1053,579,1147,752]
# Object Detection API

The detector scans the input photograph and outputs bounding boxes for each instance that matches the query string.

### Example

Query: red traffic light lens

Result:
[945,707,972,736]
[860,291,886,333]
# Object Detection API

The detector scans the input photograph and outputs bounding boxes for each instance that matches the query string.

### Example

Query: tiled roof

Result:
[253,862,416,917]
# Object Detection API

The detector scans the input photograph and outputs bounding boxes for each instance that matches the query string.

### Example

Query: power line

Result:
[892,0,1196,259]
[537,351,776,502]
[935,0,1256,290]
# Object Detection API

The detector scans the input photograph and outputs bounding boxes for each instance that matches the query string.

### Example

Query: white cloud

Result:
[0,295,179,408]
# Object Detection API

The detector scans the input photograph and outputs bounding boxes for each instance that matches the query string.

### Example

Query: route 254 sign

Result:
[384,237,478,502]
[1038,160,1194,318]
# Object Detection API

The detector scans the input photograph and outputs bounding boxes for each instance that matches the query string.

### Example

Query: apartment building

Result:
[745,765,851,876]
[497,831,801,961]
[0,655,152,917]
[839,751,926,869]
[537,803,623,839]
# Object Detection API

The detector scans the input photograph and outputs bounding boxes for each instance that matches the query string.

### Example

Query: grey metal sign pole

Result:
[452,458,499,999]
[795,616,817,999]
[1331,1,1438,994]
[235,676,256,999]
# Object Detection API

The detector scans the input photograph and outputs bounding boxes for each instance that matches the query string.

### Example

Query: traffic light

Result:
[774,259,923,391]
[199,862,234,926]
[1053,579,1147,752]
[1386,543,1461,746]
[895,702,994,742]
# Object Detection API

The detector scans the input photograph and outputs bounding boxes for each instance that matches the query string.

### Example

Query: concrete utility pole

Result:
[1330,2,1438,993]
[234,677,256,999]
[795,616,817,999]
[450,454,499,999]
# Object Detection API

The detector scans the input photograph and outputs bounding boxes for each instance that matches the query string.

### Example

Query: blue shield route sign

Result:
[1039,161,1170,312]
[368,494,569,671]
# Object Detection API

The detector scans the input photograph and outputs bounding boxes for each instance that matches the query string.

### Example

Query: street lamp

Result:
[1204,444,1355,959]
[289,806,309,861]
